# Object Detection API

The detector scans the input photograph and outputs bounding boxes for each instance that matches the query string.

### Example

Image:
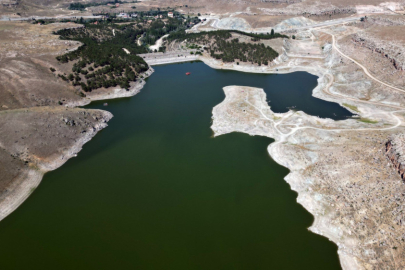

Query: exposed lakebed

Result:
[0,62,351,269]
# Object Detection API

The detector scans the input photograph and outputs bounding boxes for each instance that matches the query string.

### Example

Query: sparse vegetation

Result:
[343,103,359,112]
[358,118,378,124]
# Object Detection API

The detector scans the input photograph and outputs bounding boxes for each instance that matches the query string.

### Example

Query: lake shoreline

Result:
[0,68,154,223]
[0,52,351,264]
[210,85,363,270]
[0,109,113,222]
[0,44,398,269]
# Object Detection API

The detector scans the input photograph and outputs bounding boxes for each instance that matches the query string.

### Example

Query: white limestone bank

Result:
[143,31,405,270]
[211,85,405,270]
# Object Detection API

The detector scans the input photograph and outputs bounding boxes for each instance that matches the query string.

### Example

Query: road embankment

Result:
[139,50,200,66]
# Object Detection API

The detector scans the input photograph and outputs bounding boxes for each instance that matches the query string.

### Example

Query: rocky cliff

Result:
[386,133,405,181]
[260,4,356,17]
[351,30,405,71]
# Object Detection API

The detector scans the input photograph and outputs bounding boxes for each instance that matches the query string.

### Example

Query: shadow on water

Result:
[0,62,347,270]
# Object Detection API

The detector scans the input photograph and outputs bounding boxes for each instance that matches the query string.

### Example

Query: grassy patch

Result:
[343,103,359,113]
[358,118,378,124]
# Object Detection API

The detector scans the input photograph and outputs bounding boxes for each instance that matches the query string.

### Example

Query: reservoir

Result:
[0,62,351,269]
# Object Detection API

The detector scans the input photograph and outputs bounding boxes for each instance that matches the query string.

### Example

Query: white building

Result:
[117,13,128,18]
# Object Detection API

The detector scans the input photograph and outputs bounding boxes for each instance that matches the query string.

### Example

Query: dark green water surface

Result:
[0,62,350,270]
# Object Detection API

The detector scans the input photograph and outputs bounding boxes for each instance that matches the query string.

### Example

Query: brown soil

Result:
[0,21,114,220]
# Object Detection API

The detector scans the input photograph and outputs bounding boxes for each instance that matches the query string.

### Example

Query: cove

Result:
[0,62,350,270]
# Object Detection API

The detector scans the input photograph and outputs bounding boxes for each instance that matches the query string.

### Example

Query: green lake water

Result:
[0,62,352,269]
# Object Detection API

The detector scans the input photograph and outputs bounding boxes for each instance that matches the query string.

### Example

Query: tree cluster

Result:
[167,29,287,43]
[56,22,149,92]
[168,30,283,65]
[208,38,279,65]
[230,30,288,40]
[68,1,135,11]
[143,18,183,45]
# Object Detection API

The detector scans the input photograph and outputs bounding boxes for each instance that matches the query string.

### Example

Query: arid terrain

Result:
[148,7,405,269]
[1,0,405,269]
[0,20,151,221]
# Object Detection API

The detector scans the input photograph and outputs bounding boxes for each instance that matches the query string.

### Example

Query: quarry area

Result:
[1,0,405,269]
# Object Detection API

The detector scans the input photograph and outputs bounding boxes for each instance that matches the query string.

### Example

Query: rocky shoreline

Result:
[1,16,404,269]
[211,84,405,270]
[0,20,157,224]
[0,108,112,222]
[145,25,405,269]
[0,67,154,223]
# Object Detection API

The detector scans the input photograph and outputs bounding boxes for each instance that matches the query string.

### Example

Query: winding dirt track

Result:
[243,28,405,138]
[330,34,405,93]
[245,90,404,140]
[323,74,403,110]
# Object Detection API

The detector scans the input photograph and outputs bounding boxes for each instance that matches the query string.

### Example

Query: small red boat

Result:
[186,72,191,75]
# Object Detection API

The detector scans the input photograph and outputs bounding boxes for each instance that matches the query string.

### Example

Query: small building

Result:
[168,12,174,18]
[117,13,128,18]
